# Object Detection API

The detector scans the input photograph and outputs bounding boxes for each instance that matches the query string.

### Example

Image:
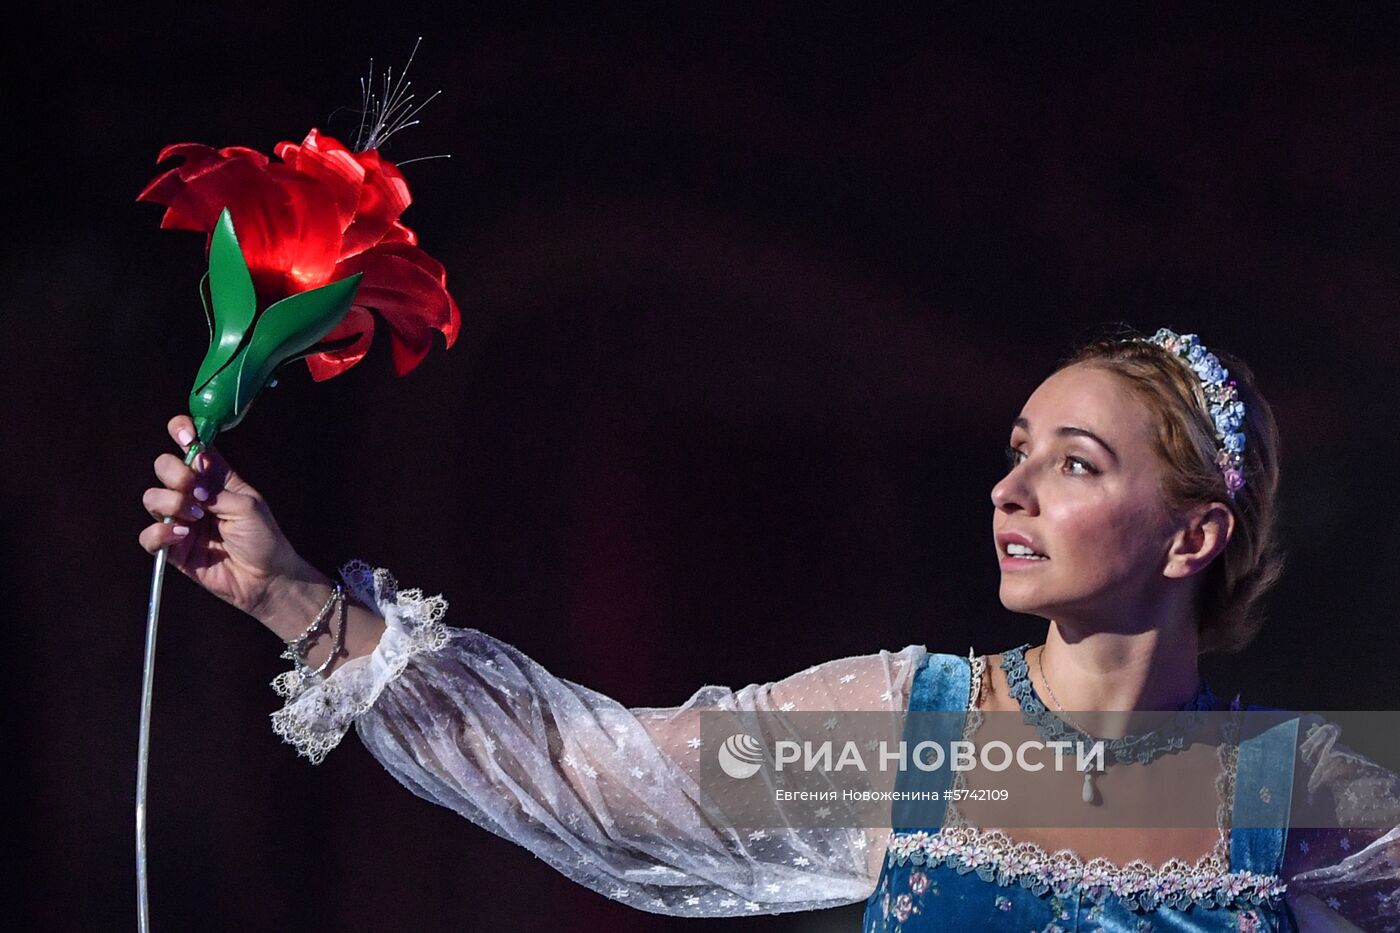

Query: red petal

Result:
[366,240,447,281]
[340,148,415,259]
[354,274,442,337]
[149,141,217,169]
[376,245,458,346]
[160,209,208,232]
[231,166,345,301]
[152,142,269,170]
[343,249,457,328]
[355,149,413,216]
[386,320,434,375]
[274,129,364,233]
[144,154,280,236]
[334,246,458,375]
[304,307,375,382]
[444,291,461,348]
[139,147,258,217]
[339,211,394,260]
[382,220,418,246]
[139,144,264,206]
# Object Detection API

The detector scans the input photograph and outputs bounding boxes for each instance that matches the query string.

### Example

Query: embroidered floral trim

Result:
[269,559,451,764]
[886,826,1288,912]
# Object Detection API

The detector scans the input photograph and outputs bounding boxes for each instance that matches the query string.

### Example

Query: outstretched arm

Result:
[140,414,925,917]
[268,559,928,918]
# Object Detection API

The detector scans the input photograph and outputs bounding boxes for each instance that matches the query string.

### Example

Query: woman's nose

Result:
[991,469,1035,514]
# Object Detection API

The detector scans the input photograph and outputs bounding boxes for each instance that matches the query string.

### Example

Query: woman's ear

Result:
[1164,502,1234,579]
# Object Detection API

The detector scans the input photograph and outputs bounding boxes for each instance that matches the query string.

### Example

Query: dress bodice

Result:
[863,647,1300,932]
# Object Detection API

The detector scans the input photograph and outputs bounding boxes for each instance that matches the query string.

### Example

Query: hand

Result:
[138,414,311,621]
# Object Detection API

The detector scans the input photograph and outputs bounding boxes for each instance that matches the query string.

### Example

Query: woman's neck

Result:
[1032,622,1204,714]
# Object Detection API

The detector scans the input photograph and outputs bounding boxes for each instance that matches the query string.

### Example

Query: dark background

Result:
[7,3,1400,930]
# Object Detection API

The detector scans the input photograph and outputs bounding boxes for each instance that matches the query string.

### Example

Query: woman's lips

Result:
[999,554,1050,569]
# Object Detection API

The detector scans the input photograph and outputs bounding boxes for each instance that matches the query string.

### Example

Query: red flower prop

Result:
[138,128,459,379]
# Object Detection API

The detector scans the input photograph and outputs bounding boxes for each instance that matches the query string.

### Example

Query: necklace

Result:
[1002,643,1216,805]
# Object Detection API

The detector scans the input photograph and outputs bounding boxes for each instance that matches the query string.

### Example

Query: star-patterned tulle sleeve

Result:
[1281,714,1400,932]
[268,560,929,917]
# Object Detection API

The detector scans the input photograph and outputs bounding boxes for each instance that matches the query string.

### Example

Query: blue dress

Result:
[863,646,1299,933]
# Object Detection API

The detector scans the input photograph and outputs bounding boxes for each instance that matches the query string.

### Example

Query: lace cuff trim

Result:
[268,559,451,765]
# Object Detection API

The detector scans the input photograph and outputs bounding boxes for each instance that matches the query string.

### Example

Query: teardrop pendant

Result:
[1082,767,1096,804]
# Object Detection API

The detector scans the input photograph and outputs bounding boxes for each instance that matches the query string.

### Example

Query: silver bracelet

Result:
[305,589,349,678]
[279,583,344,665]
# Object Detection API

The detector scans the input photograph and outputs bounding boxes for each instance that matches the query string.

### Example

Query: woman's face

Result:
[990,363,1182,626]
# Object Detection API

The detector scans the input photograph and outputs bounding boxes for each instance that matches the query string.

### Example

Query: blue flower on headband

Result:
[1194,358,1227,385]
[1140,327,1249,500]
[1216,403,1244,437]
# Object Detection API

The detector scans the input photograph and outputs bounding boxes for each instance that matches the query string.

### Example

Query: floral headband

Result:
[1135,327,1247,499]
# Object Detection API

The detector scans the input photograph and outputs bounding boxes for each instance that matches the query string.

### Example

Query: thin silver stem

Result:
[137,441,203,933]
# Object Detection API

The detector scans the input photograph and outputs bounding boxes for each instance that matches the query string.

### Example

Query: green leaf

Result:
[275,331,366,369]
[192,208,257,392]
[234,273,363,413]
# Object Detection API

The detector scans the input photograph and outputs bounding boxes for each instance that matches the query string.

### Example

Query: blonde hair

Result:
[1054,324,1285,655]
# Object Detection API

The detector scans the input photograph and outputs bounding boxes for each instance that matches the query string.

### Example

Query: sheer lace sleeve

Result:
[1282,714,1400,932]
[269,560,929,917]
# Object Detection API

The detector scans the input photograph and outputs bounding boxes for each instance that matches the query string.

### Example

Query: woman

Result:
[138,325,1399,930]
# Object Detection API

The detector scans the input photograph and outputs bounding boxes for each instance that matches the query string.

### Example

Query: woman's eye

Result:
[1004,445,1097,476]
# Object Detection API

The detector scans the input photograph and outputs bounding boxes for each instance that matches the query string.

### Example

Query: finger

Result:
[166,415,218,476]
[200,485,261,518]
[142,487,207,523]
[154,452,200,495]
[167,414,199,452]
[175,431,263,502]
[138,519,192,555]
[155,448,260,506]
